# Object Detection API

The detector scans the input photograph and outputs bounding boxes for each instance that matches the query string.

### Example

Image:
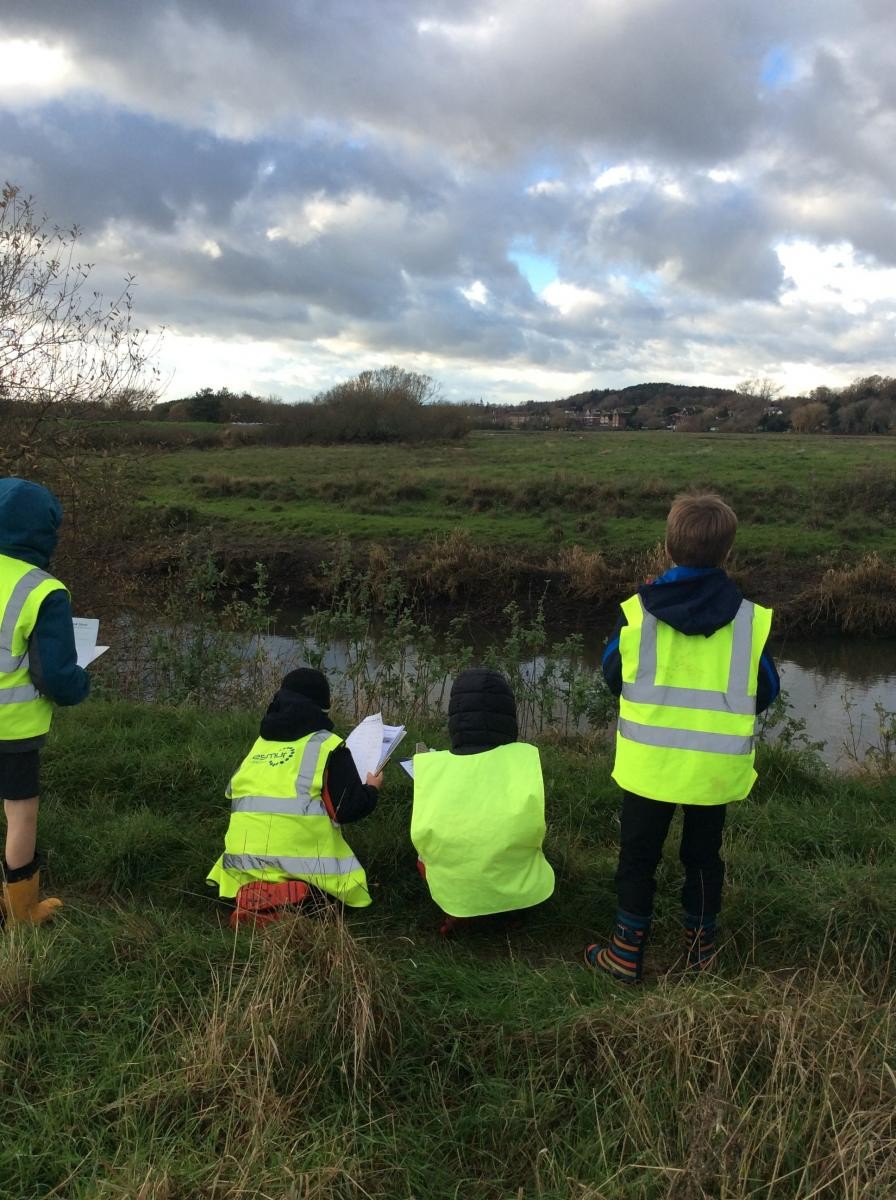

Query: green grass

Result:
[139,431,896,560]
[2,700,895,1198]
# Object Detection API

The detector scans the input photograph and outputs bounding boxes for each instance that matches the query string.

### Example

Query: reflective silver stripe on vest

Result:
[230,794,328,817]
[230,730,335,817]
[726,600,755,695]
[0,567,53,673]
[0,683,40,704]
[223,852,362,876]
[622,599,756,716]
[618,717,753,756]
[296,730,333,799]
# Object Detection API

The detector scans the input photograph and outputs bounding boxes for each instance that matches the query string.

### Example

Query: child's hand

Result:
[366,771,384,790]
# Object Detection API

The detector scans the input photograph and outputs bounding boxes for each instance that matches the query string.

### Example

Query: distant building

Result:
[584,408,625,428]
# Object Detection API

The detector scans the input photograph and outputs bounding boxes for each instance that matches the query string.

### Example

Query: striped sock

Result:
[683,913,718,970]
[585,910,650,983]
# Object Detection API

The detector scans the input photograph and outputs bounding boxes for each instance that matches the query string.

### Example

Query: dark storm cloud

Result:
[0,104,261,231]
[0,0,800,157]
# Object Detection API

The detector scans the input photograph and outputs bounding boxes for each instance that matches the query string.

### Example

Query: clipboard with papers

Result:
[345,713,407,778]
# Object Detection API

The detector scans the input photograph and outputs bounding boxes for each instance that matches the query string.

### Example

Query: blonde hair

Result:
[666,492,737,567]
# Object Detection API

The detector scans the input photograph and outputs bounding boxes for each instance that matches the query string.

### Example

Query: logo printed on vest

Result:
[250,746,296,767]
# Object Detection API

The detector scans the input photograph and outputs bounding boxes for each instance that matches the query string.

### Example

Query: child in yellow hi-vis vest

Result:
[207,668,382,927]
[586,493,779,982]
[411,668,554,935]
[1,478,90,926]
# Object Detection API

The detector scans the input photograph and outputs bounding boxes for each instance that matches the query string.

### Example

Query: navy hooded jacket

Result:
[0,478,90,747]
[601,566,779,713]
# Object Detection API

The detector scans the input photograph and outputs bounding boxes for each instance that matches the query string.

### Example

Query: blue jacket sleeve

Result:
[755,642,780,714]
[28,590,91,706]
[601,615,625,697]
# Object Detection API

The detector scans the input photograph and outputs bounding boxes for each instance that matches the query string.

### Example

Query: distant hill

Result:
[558,382,738,411]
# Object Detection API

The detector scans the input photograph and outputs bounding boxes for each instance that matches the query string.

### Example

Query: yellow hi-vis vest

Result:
[411,742,555,918]
[0,553,68,741]
[206,729,371,907]
[612,593,773,806]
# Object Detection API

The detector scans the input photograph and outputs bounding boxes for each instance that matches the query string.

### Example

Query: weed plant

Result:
[266,546,612,735]
[98,554,282,710]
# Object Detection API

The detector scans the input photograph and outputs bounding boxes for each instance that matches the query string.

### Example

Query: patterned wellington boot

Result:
[584,910,650,983]
[682,912,718,971]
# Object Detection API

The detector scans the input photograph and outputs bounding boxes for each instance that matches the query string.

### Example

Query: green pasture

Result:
[140,431,896,558]
[2,699,895,1198]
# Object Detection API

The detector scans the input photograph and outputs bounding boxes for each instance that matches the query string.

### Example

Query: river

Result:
[770,638,896,766]
[257,623,896,769]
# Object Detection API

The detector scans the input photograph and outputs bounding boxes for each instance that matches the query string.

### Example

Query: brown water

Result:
[263,623,896,768]
[770,638,896,766]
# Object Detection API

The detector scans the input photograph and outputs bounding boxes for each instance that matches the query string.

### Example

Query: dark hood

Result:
[260,689,334,742]
[448,667,518,754]
[0,477,62,568]
[639,567,742,637]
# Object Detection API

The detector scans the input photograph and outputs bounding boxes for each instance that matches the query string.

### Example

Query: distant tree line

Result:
[475,376,896,435]
[145,367,472,443]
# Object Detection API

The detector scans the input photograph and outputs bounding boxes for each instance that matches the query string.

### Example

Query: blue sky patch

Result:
[760,45,796,89]
[509,247,558,292]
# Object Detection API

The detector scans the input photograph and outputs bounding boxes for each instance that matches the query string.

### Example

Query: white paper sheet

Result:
[377,723,406,772]
[399,759,414,779]
[71,616,109,669]
[346,713,383,778]
[346,712,407,777]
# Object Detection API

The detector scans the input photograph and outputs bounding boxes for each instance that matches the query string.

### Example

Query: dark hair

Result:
[666,492,738,567]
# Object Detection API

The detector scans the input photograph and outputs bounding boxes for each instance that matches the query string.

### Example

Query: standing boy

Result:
[586,493,779,981]
[0,477,90,925]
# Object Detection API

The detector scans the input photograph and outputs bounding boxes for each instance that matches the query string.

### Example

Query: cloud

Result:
[0,0,894,401]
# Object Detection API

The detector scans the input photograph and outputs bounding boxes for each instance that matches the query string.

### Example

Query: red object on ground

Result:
[230,880,311,929]
[438,914,476,937]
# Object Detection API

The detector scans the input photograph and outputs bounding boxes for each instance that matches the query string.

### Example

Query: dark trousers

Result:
[615,791,727,920]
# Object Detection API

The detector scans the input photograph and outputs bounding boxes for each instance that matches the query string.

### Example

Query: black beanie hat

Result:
[280,668,330,711]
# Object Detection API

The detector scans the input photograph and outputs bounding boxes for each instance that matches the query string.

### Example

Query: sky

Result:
[1,0,895,405]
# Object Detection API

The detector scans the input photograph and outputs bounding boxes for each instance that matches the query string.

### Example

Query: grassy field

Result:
[139,431,896,560]
[2,700,895,1198]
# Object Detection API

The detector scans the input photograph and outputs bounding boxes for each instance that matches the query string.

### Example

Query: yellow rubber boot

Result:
[3,871,62,926]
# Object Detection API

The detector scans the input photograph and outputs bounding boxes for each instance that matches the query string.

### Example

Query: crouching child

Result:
[411,668,555,934]
[586,492,779,982]
[207,668,380,926]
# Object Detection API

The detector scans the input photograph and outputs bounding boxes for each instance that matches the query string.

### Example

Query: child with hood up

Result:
[207,668,382,926]
[411,668,555,934]
[0,477,90,925]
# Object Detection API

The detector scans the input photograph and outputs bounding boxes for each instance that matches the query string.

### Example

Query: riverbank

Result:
[57,430,896,635]
[3,700,895,1198]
